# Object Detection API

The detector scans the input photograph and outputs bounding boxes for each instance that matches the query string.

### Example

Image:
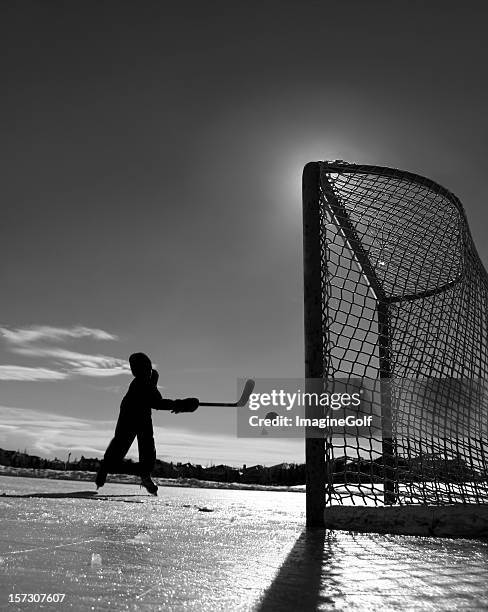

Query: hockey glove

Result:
[171,398,199,413]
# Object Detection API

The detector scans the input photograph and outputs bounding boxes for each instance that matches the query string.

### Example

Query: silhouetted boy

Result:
[95,352,198,495]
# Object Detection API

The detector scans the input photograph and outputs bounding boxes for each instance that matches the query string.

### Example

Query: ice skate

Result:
[140,475,158,496]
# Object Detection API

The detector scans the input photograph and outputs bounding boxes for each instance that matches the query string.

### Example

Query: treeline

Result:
[331,454,485,483]
[1,448,483,486]
[0,448,305,486]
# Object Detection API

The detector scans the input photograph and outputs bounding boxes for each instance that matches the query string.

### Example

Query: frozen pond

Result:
[0,476,487,610]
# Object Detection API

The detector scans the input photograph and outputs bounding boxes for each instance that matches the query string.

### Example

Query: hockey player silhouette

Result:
[95,352,198,495]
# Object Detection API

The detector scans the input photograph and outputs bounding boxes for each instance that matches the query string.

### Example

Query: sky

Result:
[1,0,487,467]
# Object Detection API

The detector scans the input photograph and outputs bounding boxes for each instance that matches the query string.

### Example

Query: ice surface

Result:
[0,476,303,611]
[0,476,487,611]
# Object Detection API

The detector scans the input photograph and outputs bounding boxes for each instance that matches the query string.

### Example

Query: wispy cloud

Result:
[0,365,67,381]
[0,325,116,345]
[73,366,130,377]
[0,405,113,456]
[0,324,129,379]
[13,347,130,376]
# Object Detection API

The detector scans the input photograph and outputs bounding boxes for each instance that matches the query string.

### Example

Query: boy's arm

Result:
[151,389,199,413]
[149,370,199,413]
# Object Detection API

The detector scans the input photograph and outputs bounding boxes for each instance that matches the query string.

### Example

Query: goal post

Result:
[302,162,326,528]
[302,161,488,535]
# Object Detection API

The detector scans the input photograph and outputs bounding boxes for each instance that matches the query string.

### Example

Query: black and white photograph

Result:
[1,1,487,610]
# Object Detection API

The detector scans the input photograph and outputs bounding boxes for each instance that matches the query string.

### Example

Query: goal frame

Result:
[302,161,488,535]
[303,162,326,528]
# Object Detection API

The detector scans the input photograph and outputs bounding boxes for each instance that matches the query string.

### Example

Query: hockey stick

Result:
[199,379,255,407]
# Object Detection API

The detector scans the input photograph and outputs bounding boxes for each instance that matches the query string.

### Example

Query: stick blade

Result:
[236,379,255,407]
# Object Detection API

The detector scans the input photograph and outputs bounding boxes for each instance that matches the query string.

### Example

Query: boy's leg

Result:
[137,426,158,495]
[96,427,136,487]
[137,426,156,477]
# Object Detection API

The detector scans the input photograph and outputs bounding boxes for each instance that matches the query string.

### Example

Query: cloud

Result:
[13,347,130,377]
[0,405,113,456]
[0,365,67,381]
[74,366,130,377]
[0,324,129,379]
[0,325,116,345]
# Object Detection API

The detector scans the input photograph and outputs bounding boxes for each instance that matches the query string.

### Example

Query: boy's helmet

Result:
[129,352,152,378]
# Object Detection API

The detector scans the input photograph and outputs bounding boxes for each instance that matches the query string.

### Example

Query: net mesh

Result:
[318,162,488,506]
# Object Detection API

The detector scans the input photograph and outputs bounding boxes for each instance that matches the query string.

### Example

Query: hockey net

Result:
[313,162,488,509]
